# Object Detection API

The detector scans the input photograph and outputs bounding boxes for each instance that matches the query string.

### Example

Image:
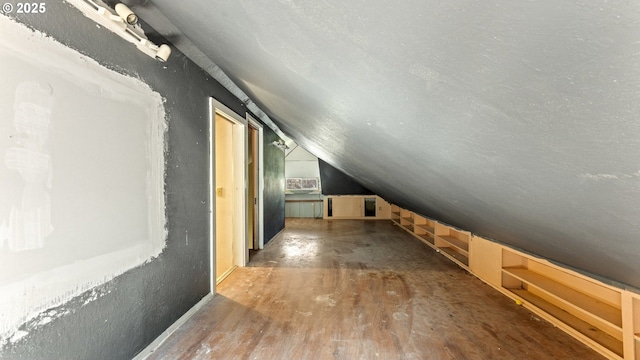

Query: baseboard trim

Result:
[133,292,214,360]
[216,265,238,285]
[264,228,286,247]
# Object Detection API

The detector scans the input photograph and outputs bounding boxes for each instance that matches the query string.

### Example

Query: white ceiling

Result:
[135,0,640,288]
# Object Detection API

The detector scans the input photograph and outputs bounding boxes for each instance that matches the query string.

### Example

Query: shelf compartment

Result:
[416,224,435,234]
[501,249,625,359]
[413,216,435,235]
[413,216,435,245]
[399,209,412,219]
[437,235,469,255]
[418,233,435,245]
[507,288,623,357]
[439,246,469,267]
[390,204,401,221]
[402,224,415,232]
[503,267,622,333]
[434,223,470,268]
[399,209,414,232]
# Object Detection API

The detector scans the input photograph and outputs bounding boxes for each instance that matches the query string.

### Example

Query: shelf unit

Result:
[413,214,436,245]
[501,248,623,359]
[323,195,391,220]
[389,207,469,270]
[434,223,470,267]
[391,204,401,222]
[399,209,414,232]
[388,203,640,360]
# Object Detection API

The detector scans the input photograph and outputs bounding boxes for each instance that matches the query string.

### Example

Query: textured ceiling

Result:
[145,0,640,289]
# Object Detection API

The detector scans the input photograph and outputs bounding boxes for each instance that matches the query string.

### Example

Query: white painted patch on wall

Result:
[0,16,167,345]
[5,81,54,252]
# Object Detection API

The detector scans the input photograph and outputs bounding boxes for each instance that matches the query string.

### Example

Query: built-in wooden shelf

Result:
[503,267,622,329]
[398,209,414,232]
[509,289,623,357]
[417,234,435,245]
[439,235,469,255]
[388,203,639,360]
[501,248,624,359]
[439,246,469,267]
[412,216,435,246]
[434,223,470,268]
[324,195,392,220]
[415,224,435,234]
[400,221,413,231]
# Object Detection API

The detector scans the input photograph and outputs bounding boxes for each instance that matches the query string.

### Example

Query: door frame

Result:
[209,98,248,293]
[246,114,265,249]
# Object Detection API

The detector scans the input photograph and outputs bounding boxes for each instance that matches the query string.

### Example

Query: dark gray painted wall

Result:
[0,3,273,359]
[318,159,374,196]
[262,125,285,244]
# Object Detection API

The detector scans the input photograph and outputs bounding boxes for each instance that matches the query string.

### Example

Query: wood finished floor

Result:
[147,219,604,360]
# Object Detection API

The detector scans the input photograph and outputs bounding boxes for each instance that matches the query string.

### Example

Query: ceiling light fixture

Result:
[67,0,171,62]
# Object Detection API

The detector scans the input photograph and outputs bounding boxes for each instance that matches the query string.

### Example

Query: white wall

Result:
[285,145,320,181]
[285,146,322,217]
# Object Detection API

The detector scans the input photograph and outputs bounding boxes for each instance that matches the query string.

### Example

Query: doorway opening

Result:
[210,98,248,290]
[246,114,264,259]
[248,125,258,253]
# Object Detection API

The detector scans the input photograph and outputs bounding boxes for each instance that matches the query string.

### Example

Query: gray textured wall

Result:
[318,159,374,196]
[0,2,281,359]
[262,124,285,244]
[143,0,640,290]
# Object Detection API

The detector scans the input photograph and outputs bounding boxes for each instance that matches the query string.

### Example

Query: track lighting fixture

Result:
[67,0,171,62]
[272,140,289,151]
[155,44,171,62]
[114,3,138,25]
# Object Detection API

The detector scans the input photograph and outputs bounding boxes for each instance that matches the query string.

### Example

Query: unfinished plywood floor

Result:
[146,219,604,360]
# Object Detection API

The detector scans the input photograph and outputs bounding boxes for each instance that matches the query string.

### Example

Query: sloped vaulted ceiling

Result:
[146,0,640,289]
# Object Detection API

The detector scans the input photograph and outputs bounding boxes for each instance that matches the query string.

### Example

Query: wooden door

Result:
[247,126,258,250]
